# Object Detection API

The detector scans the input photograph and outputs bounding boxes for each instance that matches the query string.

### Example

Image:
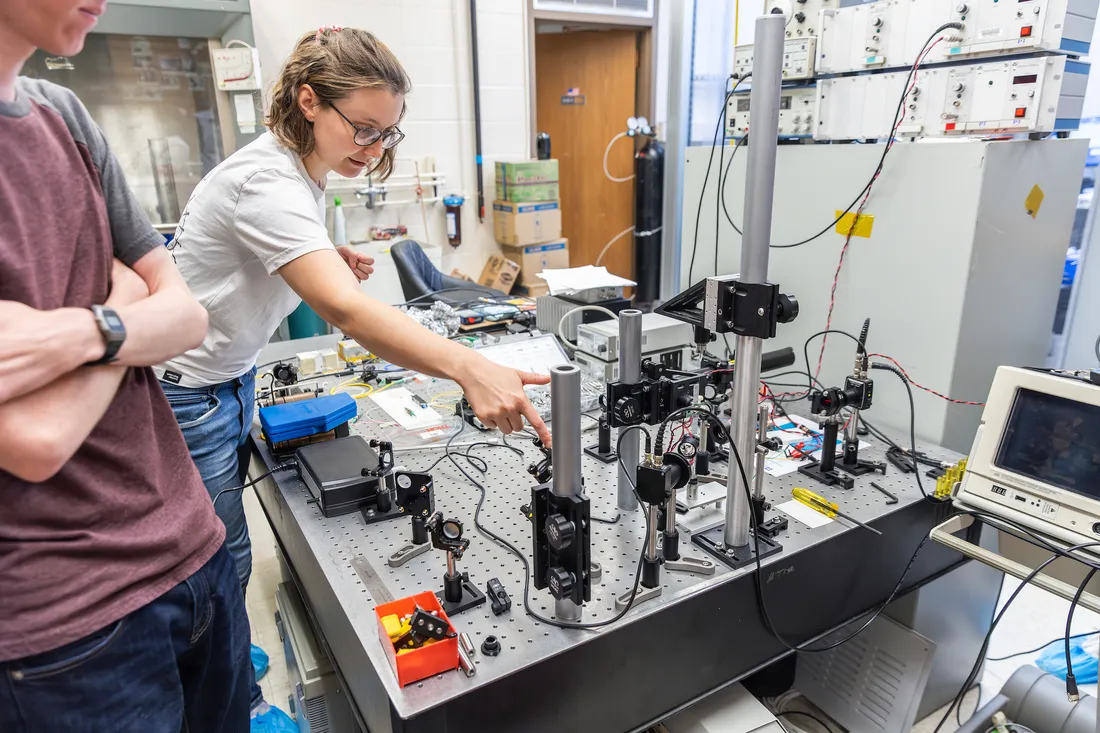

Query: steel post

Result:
[551,365,583,499]
[723,14,785,549]
[617,310,643,511]
[550,364,584,620]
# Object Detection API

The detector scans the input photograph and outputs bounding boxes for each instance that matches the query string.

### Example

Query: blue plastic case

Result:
[259,393,357,443]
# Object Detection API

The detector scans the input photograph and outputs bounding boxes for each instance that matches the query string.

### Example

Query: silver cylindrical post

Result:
[723,14,785,550]
[846,411,860,444]
[550,365,583,499]
[647,504,661,562]
[549,364,584,622]
[446,552,456,578]
[665,490,677,534]
[617,310,643,511]
[753,404,768,500]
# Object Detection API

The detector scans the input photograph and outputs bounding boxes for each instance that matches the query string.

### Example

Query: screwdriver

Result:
[792,487,882,536]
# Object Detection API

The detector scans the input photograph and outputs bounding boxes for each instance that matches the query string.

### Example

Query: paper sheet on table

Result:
[536,265,636,295]
[762,414,871,477]
[776,499,834,529]
[369,387,443,431]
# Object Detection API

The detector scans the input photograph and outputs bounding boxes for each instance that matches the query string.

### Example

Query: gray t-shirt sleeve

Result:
[16,78,165,267]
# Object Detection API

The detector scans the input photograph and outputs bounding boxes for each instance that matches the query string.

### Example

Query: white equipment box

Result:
[574,346,685,384]
[815,55,1087,139]
[817,0,1097,74]
[663,683,785,732]
[734,37,818,81]
[575,313,693,361]
[275,583,358,733]
[681,138,1087,451]
[768,0,839,38]
[728,85,817,138]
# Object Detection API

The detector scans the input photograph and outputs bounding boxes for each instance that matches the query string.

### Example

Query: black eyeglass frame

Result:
[329,102,405,149]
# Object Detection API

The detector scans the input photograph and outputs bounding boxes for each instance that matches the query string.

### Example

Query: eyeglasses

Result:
[329,102,405,149]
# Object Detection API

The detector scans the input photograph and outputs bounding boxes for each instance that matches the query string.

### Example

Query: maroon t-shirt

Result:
[0,79,225,661]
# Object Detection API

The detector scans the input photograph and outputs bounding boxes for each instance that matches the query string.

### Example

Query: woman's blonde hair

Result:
[266,26,411,180]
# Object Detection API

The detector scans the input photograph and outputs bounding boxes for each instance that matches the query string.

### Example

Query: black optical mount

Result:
[393,471,434,546]
[271,361,299,386]
[526,438,554,484]
[636,452,691,587]
[797,374,885,489]
[605,359,700,430]
[361,439,395,477]
[530,482,592,609]
[603,348,799,431]
[583,414,617,464]
[751,436,789,539]
[656,275,799,339]
[426,512,486,615]
[357,439,397,514]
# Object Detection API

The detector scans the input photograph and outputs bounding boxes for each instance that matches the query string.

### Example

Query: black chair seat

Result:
[390,239,506,305]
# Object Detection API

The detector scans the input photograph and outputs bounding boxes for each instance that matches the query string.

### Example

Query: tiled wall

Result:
[250,0,531,278]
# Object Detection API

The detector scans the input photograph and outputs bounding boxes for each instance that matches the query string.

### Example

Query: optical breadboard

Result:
[815,55,1087,139]
[728,85,817,138]
[734,37,818,81]
[768,0,839,38]
[817,0,1097,75]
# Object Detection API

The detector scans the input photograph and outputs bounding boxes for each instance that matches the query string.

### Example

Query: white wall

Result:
[250,0,531,278]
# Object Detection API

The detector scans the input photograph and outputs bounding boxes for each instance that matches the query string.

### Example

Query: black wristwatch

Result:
[86,305,127,365]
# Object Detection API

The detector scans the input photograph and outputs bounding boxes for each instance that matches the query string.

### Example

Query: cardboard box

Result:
[518,280,550,297]
[504,239,570,282]
[495,160,559,203]
[478,254,521,293]
[493,200,562,246]
[449,268,473,282]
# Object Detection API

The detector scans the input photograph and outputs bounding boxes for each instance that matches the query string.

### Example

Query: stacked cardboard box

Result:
[489,159,568,296]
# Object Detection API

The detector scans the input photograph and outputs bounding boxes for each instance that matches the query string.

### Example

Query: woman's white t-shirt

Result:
[158,133,333,387]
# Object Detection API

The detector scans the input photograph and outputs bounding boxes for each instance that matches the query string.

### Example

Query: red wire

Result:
[868,353,986,406]
[814,37,946,379]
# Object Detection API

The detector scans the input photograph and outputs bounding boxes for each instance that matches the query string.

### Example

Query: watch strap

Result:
[86,305,126,366]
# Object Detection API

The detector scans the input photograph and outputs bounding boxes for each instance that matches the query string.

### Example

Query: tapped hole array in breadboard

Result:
[257,386,958,706]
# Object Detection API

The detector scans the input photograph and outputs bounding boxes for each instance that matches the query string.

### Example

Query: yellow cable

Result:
[331,380,375,398]
[429,390,465,408]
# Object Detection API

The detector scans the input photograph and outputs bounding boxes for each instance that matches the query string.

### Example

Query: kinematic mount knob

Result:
[547,567,575,600]
[546,515,575,552]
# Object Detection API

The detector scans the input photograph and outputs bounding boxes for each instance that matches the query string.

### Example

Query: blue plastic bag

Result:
[1036,637,1099,685]
[251,643,270,682]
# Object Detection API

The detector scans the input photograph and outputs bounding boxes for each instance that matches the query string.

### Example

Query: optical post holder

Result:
[426,512,486,615]
[531,482,592,608]
[386,471,435,567]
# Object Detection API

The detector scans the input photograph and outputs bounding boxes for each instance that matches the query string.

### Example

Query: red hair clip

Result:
[315,25,344,40]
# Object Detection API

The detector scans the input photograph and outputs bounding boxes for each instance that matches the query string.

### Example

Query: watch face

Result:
[105,314,123,330]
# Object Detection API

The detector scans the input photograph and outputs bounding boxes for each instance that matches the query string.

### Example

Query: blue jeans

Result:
[0,544,251,732]
[161,368,262,709]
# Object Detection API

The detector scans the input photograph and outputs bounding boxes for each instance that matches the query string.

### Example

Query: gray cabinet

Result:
[96,0,251,38]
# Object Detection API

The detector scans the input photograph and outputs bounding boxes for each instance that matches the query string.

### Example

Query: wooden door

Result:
[535,30,638,281]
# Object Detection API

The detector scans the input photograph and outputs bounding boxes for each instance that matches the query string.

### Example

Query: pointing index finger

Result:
[522,400,552,447]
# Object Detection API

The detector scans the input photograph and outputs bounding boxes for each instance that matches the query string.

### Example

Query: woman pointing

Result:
[158,26,549,729]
